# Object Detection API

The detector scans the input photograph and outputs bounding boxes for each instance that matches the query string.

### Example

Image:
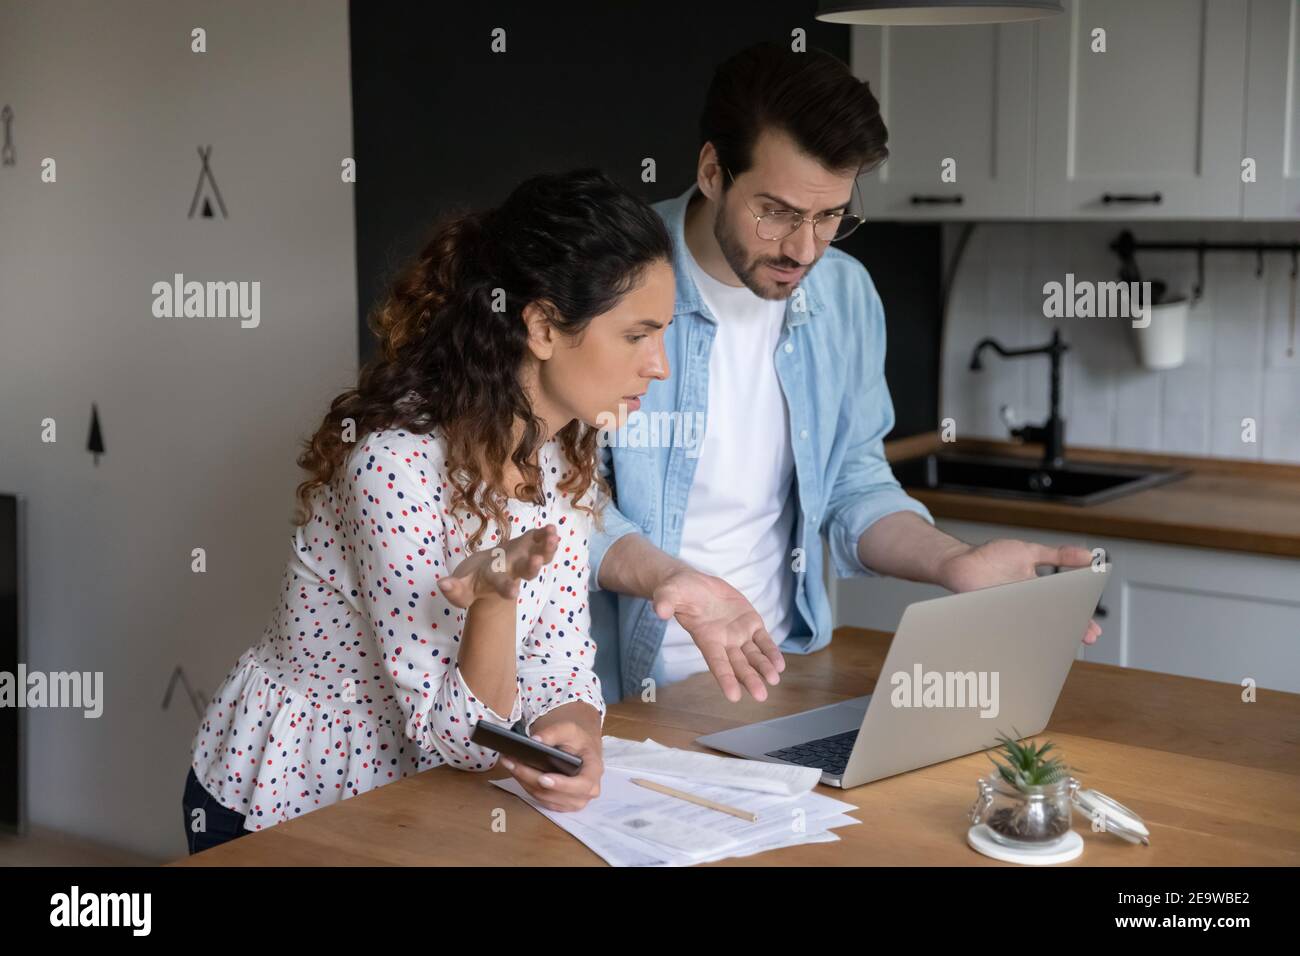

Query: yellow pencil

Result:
[630,777,758,823]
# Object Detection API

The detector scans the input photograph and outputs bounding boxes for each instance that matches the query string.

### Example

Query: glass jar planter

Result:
[969,773,1077,847]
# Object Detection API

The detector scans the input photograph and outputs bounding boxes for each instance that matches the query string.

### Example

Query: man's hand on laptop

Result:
[936,540,1103,645]
[651,567,786,703]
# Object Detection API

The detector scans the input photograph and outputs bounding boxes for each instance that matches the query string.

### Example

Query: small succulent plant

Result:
[988,728,1072,792]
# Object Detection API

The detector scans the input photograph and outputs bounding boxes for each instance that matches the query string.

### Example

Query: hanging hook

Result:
[1291,247,1298,279]
[1257,246,1265,278]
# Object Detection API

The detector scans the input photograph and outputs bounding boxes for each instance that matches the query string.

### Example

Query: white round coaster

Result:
[967,825,1083,865]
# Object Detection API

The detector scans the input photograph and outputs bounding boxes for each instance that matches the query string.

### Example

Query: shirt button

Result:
[784,342,794,353]
[799,429,809,439]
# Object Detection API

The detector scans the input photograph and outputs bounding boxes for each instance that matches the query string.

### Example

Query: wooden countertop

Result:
[172,627,1300,867]
[884,432,1300,559]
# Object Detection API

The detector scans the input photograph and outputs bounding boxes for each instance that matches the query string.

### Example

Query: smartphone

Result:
[471,719,584,776]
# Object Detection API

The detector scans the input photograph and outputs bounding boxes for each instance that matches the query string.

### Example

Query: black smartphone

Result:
[471,720,584,776]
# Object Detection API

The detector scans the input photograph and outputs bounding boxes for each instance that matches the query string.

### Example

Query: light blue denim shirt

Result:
[589,182,934,701]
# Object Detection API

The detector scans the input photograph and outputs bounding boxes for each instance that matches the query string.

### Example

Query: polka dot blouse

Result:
[189,427,605,832]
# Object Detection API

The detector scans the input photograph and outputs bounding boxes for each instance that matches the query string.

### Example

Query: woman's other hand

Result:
[438,524,559,608]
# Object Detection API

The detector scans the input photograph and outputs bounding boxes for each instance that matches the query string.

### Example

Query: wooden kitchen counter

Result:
[884,433,1300,559]
[172,627,1300,867]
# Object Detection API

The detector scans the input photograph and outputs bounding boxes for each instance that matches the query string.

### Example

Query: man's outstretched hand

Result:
[651,567,785,703]
[937,539,1103,645]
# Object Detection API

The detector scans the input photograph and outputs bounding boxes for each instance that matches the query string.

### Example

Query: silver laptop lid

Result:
[839,563,1111,787]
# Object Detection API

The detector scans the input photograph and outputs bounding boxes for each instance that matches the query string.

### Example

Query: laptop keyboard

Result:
[765,729,859,776]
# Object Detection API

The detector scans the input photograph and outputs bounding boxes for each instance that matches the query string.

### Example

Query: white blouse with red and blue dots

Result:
[189,427,604,831]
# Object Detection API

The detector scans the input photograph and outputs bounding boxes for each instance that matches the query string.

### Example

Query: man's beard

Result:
[713,208,813,301]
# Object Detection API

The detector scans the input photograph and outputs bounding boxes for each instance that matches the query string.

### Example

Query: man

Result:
[590,42,1100,704]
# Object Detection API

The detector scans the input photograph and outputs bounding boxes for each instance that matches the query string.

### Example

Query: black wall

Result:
[348,0,940,438]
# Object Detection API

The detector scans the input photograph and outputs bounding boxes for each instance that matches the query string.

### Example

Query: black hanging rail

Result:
[1110,229,1300,303]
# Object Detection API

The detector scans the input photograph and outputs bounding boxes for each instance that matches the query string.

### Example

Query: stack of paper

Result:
[490,736,860,866]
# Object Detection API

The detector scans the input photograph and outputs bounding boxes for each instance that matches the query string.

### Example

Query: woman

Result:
[183,169,674,853]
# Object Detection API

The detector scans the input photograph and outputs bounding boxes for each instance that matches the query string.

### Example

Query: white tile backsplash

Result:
[940,221,1300,463]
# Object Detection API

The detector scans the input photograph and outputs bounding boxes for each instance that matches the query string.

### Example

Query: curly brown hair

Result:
[292,168,672,550]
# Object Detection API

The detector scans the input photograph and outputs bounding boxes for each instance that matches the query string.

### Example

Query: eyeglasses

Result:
[724,167,864,243]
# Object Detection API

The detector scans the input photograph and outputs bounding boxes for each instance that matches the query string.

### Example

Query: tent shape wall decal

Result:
[162,665,208,718]
[87,402,105,465]
[188,145,228,219]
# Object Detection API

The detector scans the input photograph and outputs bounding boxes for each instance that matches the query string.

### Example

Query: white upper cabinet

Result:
[851,21,1036,219]
[1033,0,1249,219]
[850,0,1300,220]
[1243,0,1300,218]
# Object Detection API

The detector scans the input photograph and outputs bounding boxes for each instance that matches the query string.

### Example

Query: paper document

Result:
[491,737,860,866]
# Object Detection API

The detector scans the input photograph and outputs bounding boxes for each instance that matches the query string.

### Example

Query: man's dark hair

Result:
[700,41,888,185]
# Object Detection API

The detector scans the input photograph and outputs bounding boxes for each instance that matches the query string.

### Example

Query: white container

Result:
[1131,296,1189,370]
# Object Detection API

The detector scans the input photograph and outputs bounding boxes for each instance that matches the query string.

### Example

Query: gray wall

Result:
[0,0,356,859]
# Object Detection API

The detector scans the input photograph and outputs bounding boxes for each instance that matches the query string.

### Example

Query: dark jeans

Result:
[182,767,251,855]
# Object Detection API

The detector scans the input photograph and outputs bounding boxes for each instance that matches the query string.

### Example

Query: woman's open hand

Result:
[438,524,559,608]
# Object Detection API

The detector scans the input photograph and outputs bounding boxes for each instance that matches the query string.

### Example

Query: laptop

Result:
[696,563,1110,788]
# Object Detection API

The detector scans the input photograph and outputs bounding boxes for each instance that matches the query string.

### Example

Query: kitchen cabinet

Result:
[850,0,1300,220]
[1033,0,1249,219]
[831,518,1300,692]
[850,20,1036,219]
[1243,0,1300,218]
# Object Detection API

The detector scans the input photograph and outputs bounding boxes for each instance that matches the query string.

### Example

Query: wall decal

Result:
[87,402,104,465]
[187,145,227,219]
[1,105,14,166]
[161,665,208,717]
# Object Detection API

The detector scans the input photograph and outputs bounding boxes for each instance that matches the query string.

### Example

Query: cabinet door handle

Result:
[909,194,964,205]
[1101,192,1162,205]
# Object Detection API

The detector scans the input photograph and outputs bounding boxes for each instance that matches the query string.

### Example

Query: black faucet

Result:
[968,328,1070,469]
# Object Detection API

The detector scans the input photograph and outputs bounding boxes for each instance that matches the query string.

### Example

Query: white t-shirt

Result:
[652,246,798,685]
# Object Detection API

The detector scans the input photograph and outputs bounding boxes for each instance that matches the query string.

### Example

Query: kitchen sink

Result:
[892,452,1187,506]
